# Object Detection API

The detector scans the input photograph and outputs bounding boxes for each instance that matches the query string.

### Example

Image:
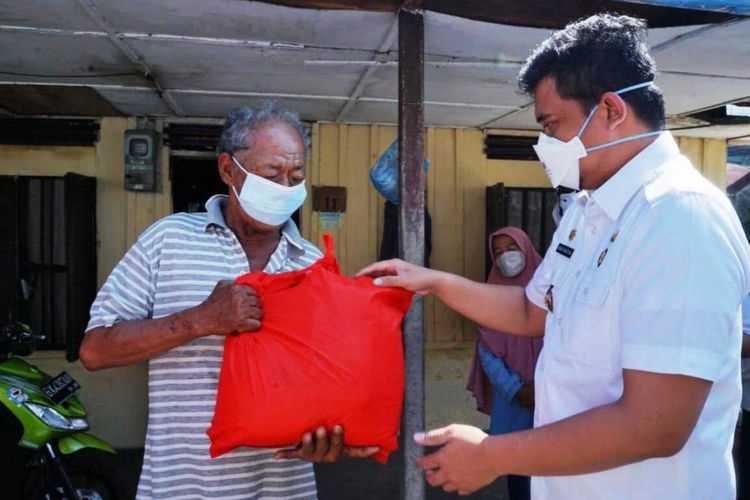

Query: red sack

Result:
[208,235,413,463]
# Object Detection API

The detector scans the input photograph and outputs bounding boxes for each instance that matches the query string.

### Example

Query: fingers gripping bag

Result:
[208,235,413,463]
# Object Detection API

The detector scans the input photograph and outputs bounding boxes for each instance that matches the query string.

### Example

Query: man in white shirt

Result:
[740,295,750,498]
[359,13,750,499]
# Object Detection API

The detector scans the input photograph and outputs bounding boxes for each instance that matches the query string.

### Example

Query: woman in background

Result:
[467,227,543,500]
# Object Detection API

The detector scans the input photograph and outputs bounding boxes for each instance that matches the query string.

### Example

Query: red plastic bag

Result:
[208,235,413,463]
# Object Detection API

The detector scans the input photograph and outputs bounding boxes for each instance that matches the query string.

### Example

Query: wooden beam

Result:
[258,0,398,11]
[398,4,425,500]
[260,0,737,28]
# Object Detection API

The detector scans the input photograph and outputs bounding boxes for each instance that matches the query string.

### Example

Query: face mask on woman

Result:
[496,250,526,277]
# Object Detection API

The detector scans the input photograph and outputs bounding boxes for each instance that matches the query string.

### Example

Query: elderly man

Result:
[360,14,750,499]
[80,100,378,499]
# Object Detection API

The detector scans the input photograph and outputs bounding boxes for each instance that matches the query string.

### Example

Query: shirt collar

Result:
[590,132,680,221]
[205,194,229,230]
[203,194,306,251]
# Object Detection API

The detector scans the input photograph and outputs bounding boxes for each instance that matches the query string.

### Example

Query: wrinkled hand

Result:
[415,424,498,496]
[515,381,535,410]
[184,280,263,337]
[274,426,380,463]
[355,259,444,296]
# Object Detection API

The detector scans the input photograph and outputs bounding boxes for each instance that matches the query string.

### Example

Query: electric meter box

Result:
[124,130,160,192]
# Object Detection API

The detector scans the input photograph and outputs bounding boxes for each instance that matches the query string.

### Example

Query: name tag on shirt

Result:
[556,243,575,258]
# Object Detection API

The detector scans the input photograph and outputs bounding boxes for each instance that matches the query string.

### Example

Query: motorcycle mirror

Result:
[18,279,33,301]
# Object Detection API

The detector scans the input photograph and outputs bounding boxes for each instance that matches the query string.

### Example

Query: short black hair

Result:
[518,13,665,130]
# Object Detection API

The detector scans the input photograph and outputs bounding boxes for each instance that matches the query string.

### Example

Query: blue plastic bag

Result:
[369,140,430,205]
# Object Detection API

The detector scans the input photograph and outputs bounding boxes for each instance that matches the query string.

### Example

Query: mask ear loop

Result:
[577,104,599,138]
[578,81,659,153]
[230,155,249,202]
[231,155,251,176]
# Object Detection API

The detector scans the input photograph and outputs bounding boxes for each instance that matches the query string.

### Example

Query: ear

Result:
[600,92,628,130]
[217,153,237,189]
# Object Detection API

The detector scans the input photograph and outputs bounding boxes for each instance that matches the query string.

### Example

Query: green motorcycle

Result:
[1,284,126,500]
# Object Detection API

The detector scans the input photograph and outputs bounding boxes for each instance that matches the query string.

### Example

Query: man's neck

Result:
[588,133,659,190]
[222,198,281,247]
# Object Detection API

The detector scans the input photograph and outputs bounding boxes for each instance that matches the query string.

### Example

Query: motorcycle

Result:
[0,281,126,500]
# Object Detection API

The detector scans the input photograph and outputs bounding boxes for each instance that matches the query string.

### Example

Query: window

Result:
[485,183,557,275]
[0,174,96,361]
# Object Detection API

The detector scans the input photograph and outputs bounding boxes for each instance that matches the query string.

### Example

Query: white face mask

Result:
[532,81,661,190]
[496,250,526,277]
[231,156,307,227]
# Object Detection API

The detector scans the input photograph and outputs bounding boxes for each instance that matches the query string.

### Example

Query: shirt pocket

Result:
[563,270,617,370]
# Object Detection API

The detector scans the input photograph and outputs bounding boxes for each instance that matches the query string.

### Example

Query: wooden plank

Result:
[368,125,380,265]
[432,128,461,342]
[426,0,735,28]
[458,128,486,342]
[336,124,348,271]
[398,6,425,500]
[94,117,130,285]
[452,130,467,342]
[259,0,734,28]
[156,120,173,220]
[259,0,398,11]
[425,127,437,344]
[343,125,371,275]
[376,126,397,254]
[702,138,728,190]
[316,123,340,248]
[125,191,138,247]
[300,122,319,242]
[679,136,705,173]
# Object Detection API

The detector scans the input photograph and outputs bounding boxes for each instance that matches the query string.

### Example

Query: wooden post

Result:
[398,3,425,500]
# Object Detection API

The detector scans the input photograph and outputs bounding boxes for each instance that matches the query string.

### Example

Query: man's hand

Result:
[274,426,380,463]
[515,381,535,410]
[356,259,446,296]
[415,424,498,496]
[182,280,263,337]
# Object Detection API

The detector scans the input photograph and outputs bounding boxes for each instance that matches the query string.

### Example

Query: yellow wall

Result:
[676,136,728,189]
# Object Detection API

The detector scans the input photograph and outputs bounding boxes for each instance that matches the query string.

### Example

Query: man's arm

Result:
[79,280,262,370]
[742,334,750,358]
[356,260,546,337]
[416,369,711,494]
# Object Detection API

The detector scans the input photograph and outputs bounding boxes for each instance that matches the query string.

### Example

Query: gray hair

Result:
[217,100,310,157]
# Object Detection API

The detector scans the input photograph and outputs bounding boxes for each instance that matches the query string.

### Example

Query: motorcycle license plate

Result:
[41,372,81,405]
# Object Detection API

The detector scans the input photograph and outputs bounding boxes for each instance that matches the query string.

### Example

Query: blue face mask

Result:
[532,81,661,190]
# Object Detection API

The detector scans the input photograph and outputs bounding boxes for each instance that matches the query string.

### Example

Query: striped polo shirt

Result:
[86,194,322,499]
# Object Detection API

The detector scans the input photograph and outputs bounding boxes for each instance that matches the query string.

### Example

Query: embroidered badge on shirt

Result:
[556,243,575,258]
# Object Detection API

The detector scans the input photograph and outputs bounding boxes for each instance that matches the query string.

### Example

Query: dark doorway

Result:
[0,174,97,361]
[170,157,225,214]
[485,184,557,277]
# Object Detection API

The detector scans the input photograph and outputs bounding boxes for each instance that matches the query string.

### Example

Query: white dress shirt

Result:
[526,132,750,500]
